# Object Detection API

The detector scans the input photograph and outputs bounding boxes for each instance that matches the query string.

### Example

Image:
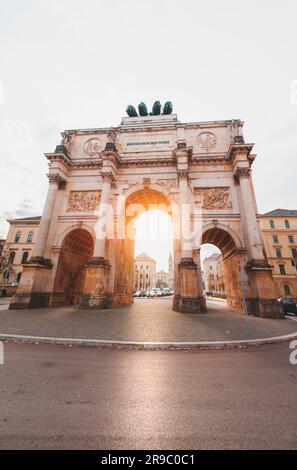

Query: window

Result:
[9,252,16,264]
[279,264,286,275]
[292,248,297,258]
[14,232,21,243]
[284,219,290,229]
[275,248,282,258]
[16,272,22,284]
[27,232,34,243]
[21,252,29,264]
[273,235,279,244]
[288,235,294,244]
[284,285,291,295]
[269,220,275,229]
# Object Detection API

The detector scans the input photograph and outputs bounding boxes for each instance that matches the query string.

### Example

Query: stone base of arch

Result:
[79,257,113,309]
[9,261,53,309]
[173,257,207,314]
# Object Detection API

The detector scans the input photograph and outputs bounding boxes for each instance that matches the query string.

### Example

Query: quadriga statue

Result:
[138,102,148,116]
[126,105,138,117]
[163,101,173,115]
[150,101,161,115]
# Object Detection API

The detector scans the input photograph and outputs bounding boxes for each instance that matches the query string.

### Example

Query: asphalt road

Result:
[0,341,297,450]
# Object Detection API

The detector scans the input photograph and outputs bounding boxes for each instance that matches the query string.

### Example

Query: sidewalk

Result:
[0,298,296,345]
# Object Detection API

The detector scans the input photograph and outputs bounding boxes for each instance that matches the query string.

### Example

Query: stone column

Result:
[234,166,283,318]
[80,171,114,309]
[173,170,206,313]
[32,174,65,263]
[178,170,192,260]
[93,172,114,261]
[234,167,263,260]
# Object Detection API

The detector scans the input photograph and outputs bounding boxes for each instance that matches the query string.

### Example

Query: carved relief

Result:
[197,132,217,150]
[67,191,101,212]
[194,187,232,210]
[84,138,104,157]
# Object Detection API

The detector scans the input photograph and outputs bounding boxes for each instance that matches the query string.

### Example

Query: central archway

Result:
[110,186,175,307]
[53,229,94,306]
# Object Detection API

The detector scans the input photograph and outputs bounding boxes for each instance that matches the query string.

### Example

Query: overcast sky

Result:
[0,0,296,270]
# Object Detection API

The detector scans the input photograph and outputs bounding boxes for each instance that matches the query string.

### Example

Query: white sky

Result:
[1,0,297,270]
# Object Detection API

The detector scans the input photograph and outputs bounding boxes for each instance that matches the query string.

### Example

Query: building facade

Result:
[260,209,297,300]
[134,253,156,291]
[1,217,40,285]
[9,108,282,317]
[203,253,226,296]
[155,270,169,288]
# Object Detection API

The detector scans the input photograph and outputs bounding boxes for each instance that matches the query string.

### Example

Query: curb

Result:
[1,331,297,351]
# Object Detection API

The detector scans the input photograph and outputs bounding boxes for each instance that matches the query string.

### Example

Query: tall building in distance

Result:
[134,252,156,291]
[260,209,297,299]
[203,253,226,296]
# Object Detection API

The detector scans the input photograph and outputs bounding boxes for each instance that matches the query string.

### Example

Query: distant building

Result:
[168,253,174,289]
[134,252,156,291]
[203,253,226,295]
[156,270,169,288]
[260,209,297,299]
[1,216,41,284]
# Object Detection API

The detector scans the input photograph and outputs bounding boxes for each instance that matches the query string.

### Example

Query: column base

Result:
[80,257,111,310]
[247,298,284,319]
[173,295,207,314]
[9,292,51,309]
[79,294,113,309]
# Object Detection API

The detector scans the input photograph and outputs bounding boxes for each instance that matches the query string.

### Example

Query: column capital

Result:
[101,171,115,184]
[47,173,66,188]
[233,167,251,183]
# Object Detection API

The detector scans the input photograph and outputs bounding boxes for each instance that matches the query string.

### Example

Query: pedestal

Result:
[9,258,53,309]
[79,257,112,309]
[173,258,206,314]
[246,260,284,318]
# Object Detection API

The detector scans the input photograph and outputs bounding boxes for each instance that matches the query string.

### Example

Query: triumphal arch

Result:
[10,102,282,317]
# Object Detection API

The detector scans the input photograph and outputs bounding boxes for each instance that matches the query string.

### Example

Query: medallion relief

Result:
[194,187,232,209]
[84,138,104,157]
[67,191,101,212]
[197,132,217,150]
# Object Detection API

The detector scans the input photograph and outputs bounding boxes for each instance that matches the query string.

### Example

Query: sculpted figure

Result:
[126,105,138,117]
[138,102,148,116]
[107,127,117,143]
[150,101,161,115]
[163,101,173,114]
[60,132,72,148]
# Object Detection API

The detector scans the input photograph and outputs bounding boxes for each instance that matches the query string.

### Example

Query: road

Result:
[0,341,296,449]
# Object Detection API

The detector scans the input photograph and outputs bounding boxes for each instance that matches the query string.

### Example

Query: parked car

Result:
[133,290,141,297]
[162,288,171,296]
[281,299,297,315]
[139,290,148,298]
[205,291,214,297]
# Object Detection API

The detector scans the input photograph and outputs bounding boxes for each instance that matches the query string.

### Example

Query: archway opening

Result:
[201,227,245,312]
[134,210,174,294]
[53,229,94,306]
[112,187,174,306]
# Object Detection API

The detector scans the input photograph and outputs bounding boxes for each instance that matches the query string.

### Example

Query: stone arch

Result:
[111,185,175,307]
[200,223,248,311]
[54,223,95,248]
[52,228,94,306]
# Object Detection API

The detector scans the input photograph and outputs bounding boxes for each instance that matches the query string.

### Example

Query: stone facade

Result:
[260,209,297,300]
[8,113,282,317]
[134,253,156,291]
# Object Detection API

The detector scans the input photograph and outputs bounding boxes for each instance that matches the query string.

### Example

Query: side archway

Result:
[52,228,94,306]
